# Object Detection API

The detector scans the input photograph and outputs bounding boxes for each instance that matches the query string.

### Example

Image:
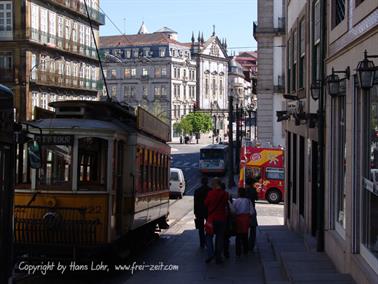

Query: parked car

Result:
[170,168,185,198]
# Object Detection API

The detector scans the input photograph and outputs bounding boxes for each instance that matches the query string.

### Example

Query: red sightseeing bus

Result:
[239,146,284,204]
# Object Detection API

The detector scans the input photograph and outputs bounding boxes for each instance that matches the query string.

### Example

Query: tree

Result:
[176,112,212,134]
[174,119,192,135]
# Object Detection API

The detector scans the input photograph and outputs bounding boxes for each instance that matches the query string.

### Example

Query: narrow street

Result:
[170,143,204,196]
[105,197,284,284]
[16,142,285,283]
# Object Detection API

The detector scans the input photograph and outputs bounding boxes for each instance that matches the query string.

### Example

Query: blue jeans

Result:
[206,220,226,261]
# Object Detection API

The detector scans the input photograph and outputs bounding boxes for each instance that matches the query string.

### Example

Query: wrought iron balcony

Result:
[30,70,100,92]
[50,0,105,25]
[28,28,97,60]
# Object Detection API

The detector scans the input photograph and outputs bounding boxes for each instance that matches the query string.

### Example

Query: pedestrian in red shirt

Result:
[204,177,229,264]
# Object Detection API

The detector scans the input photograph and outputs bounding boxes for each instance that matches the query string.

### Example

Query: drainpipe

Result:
[316,0,326,252]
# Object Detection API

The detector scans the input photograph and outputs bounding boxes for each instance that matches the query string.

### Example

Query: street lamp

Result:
[228,88,235,187]
[310,80,321,101]
[326,67,350,97]
[356,50,378,90]
[245,104,255,141]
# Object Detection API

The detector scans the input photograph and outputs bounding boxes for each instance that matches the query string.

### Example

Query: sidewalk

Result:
[110,204,356,284]
[258,226,356,284]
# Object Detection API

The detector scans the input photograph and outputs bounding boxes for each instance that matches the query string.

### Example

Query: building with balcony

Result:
[100,25,196,141]
[0,0,104,120]
[283,1,378,283]
[253,0,286,147]
[100,25,229,142]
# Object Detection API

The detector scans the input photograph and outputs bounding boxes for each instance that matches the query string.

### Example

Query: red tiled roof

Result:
[237,51,257,58]
[100,33,189,48]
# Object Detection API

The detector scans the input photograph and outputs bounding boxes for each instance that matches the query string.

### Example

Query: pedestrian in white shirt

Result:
[230,188,255,256]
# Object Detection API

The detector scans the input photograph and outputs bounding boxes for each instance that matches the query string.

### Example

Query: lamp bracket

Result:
[331,66,350,80]
[364,50,378,59]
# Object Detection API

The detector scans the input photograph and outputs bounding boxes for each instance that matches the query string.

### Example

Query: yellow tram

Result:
[14,101,171,257]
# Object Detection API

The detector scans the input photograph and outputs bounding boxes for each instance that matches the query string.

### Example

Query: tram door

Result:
[0,85,15,284]
[116,141,124,235]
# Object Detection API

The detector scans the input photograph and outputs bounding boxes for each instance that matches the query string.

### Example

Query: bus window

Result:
[266,168,284,180]
[245,166,261,180]
[78,137,108,190]
[200,149,225,160]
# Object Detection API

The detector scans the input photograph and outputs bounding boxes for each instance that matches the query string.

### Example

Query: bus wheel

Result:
[266,188,282,204]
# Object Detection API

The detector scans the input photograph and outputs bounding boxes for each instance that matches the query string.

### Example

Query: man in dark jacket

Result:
[194,176,211,248]
[245,177,258,251]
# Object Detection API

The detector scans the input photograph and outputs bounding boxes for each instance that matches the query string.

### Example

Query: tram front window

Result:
[78,137,108,190]
[37,145,72,189]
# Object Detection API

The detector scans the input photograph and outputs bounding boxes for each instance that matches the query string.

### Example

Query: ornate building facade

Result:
[190,33,229,142]
[100,25,229,142]
[0,0,104,120]
[100,26,196,140]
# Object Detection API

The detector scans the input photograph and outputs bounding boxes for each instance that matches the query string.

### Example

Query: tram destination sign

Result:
[35,135,74,145]
[137,107,170,142]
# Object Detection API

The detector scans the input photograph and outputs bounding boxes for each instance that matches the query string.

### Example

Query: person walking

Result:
[194,176,211,248]
[220,182,231,259]
[230,188,255,256]
[204,178,229,264]
[245,177,258,251]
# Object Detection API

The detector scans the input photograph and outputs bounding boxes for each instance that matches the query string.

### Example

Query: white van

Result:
[170,168,185,198]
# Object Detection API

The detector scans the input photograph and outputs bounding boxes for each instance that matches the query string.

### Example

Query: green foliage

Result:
[174,119,192,135]
[175,112,213,135]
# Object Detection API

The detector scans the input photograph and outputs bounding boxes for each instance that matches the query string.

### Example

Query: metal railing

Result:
[28,28,97,59]
[50,0,105,25]
[14,205,99,245]
[30,69,100,91]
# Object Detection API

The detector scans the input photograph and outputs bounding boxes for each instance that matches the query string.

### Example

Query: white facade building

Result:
[190,34,229,142]
[100,26,229,142]
[100,25,196,140]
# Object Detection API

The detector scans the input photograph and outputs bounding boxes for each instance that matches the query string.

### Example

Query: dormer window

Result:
[133,48,139,58]
[159,48,166,57]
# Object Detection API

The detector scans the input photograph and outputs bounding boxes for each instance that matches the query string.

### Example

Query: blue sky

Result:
[99,0,257,53]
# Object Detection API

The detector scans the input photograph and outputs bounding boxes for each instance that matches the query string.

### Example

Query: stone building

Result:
[100,26,229,142]
[100,25,196,141]
[0,0,104,120]
[284,0,378,283]
[190,32,229,143]
[253,0,286,146]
